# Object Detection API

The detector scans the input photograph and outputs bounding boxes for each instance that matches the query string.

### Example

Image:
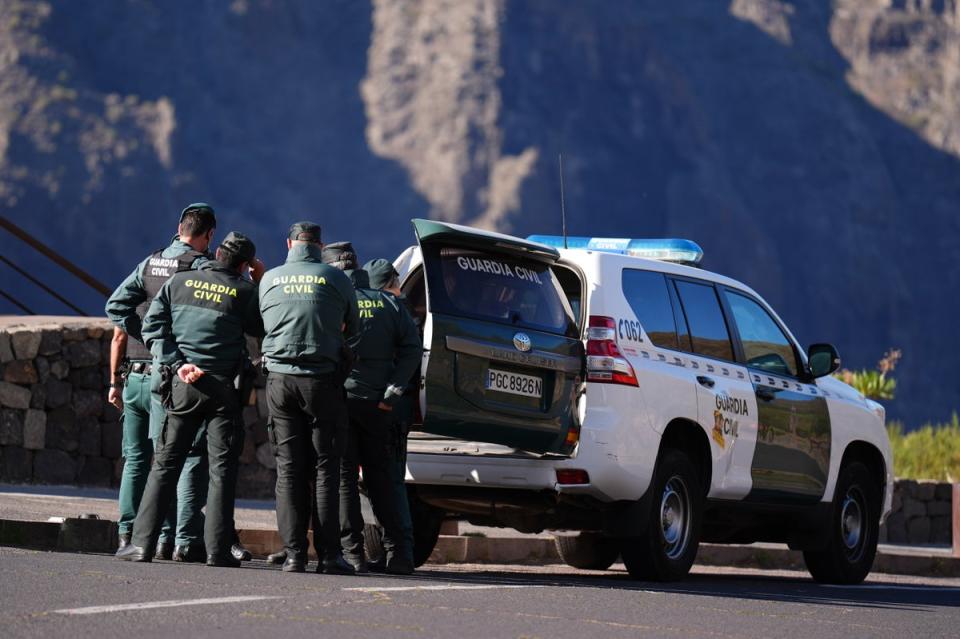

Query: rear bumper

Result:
[405,452,564,493]
[405,452,656,536]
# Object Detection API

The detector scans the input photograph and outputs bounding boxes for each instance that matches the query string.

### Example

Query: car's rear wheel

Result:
[554,533,620,570]
[363,523,386,563]
[362,491,444,567]
[803,461,880,584]
[620,449,702,581]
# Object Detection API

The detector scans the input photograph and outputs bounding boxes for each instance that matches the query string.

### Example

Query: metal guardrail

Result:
[0,215,110,315]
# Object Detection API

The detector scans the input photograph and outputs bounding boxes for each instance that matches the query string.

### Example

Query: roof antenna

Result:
[558,153,568,249]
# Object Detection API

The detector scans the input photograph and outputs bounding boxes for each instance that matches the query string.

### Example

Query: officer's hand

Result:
[108,386,122,410]
[377,401,393,412]
[177,364,205,384]
[249,258,266,283]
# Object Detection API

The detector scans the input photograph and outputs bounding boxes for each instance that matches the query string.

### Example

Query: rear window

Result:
[673,280,734,361]
[424,246,578,337]
[621,269,679,349]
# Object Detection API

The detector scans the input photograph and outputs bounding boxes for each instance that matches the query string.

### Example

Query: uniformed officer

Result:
[116,232,264,567]
[362,258,418,565]
[258,222,359,574]
[324,243,421,575]
[105,204,217,561]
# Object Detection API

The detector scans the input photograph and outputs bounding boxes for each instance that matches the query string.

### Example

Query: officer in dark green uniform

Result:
[116,232,264,567]
[324,243,421,575]
[258,222,359,574]
[105,204,216,561]
[363,258,417,565]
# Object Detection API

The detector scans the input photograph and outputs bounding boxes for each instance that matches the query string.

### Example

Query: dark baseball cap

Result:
[321,241,358,271]
[364,258,399,290]
[288,221,322,243]
[219,231,256,262]
[179,202,217,225]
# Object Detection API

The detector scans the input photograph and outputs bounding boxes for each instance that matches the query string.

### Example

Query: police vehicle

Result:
[391,219,892,584]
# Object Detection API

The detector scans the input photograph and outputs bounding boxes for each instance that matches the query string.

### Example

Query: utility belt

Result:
[118,359,152,383]
[128,361,153,376]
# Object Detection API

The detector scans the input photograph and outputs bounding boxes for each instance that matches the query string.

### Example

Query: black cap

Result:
[321,241,358,271]
[179,202,217,225]
[363,258,399,290]
[288,221,322,243]
[219,231,256,262]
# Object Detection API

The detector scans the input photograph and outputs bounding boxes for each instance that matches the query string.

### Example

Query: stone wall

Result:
[0,318,275,499]
[881,480,955,546]
[0,317,956,545]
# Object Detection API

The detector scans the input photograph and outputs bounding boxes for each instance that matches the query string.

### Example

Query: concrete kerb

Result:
[3,516,959,578]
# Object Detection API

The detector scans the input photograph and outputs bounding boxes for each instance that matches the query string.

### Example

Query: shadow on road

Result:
[364,564,960,611]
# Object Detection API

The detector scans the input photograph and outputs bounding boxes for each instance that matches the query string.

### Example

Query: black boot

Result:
[115,543,152,562]
[117,532,131,551]
[343,552,370,575]
[206,553,242,568]
[173,544,207,563]
[319,554,356,575]
[154,540,174,561]
[282,555,306,573]
[266,549,287,565]
[385,553,414,576]
[231,543,252,562]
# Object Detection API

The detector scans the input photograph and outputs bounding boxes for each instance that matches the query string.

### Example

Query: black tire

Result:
[408,494,443,567]
[803,461,880,584]
[362,492,444,568]
[620,449,703,582]
[363,523,386,563]
[554,533,619,570]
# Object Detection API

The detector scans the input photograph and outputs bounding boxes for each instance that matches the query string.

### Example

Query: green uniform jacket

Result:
[104,238,210,346]
[259,243,360,376]
[142,261,264,377]
[345,270,422,404]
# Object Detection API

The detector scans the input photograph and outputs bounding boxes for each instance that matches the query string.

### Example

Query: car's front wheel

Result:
[620,449,703,581]
[803,461,880,584]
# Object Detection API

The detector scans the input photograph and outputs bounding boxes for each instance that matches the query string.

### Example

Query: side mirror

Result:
[807,343,841,378]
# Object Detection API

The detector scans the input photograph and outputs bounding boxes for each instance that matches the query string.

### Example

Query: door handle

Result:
[757,387,776,402]
[696,376,715,389]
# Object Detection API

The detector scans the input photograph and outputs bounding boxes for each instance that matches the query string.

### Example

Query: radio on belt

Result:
[526,235,704,266]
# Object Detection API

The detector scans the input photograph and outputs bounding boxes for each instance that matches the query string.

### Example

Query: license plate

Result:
[486,369,543,398]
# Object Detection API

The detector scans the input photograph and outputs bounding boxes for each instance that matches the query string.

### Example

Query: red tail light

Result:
[556,469,591,485]
[586,316,639,386]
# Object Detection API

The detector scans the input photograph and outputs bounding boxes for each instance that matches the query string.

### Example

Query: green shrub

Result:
[887,414,960,482]
[836,349,900,400]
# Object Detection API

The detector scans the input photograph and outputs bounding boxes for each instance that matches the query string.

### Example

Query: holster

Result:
[118,359,132,384]
[235,357,256,406]
[335,343,355,387]
[158,365,174,409]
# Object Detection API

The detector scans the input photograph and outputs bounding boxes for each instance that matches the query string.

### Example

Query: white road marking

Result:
[343,584,545,593]
[52,596,282,615]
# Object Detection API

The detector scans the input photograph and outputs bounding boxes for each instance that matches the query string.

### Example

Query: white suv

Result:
[391,219,892,584]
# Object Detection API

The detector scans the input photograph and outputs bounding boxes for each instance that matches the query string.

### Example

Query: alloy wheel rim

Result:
[840,486,867,562]
[660,475,691,560]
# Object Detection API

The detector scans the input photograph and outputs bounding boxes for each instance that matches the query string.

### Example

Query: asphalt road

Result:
[2,546,958,639]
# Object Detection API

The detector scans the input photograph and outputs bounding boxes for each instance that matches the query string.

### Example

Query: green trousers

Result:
[390,396,415,559]
[116,369,207,546]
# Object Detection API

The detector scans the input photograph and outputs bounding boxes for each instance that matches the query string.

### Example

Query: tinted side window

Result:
[725,291,799,377]
[621,270,679,349]
[674,280,734,361]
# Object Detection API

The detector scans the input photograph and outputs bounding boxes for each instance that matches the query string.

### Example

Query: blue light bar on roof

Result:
[526,235,704,266]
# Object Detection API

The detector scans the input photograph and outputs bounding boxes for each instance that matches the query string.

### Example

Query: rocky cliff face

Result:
[1,0,958,424]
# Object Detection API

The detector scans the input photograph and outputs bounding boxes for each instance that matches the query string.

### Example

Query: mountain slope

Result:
[1,0,958,424]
